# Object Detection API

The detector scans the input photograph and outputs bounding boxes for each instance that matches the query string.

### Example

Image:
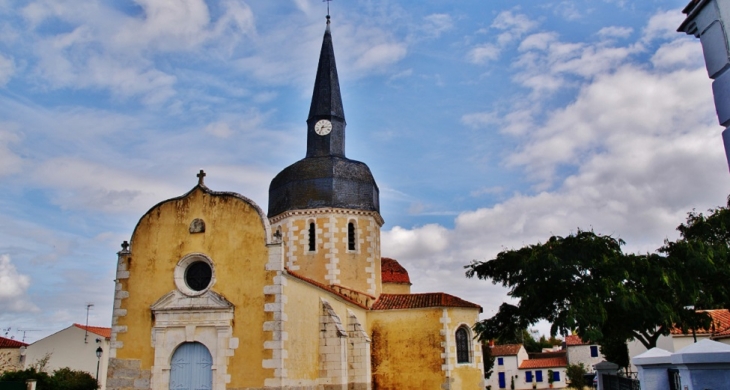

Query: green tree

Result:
[466,205,730,364]
[566,363,587,389]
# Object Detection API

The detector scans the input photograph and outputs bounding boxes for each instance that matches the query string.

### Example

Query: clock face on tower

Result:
[314,119,332,136]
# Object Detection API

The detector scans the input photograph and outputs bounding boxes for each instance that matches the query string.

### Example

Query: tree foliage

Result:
[0,367,98,390]
[466,197,730,365]
[566,363,587,389]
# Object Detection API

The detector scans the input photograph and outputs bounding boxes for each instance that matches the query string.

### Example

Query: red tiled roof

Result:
[491,344,523,356]
[381,258,411,284]
[670,309,730,338]
[519,356,567,369]
[0,335,28,348]
[564,334,588,346]
[73,324,111,339]
[371,293,482,311]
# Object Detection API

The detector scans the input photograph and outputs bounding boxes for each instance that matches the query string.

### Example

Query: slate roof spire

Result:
[268,14,380,218]
[306,14,346,158]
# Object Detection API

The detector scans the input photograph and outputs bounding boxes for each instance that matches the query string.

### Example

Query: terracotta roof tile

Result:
[73,324,111,339]
[564,335,588,346]
[519,356,567,369]
[670,309,730,338]
[0,335,28,348]
[381,258,411,284]
[491,344,523,356]
[371,293,481,311]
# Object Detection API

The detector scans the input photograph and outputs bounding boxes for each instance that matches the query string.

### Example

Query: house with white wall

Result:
[564,334,604,372]
[628,309,730,371]
[488,344,568,389]
[24,324,110,389]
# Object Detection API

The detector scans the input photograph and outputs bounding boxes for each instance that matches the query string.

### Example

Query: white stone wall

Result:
[567,344,604,372]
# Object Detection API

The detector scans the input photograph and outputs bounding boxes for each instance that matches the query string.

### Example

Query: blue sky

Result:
[1,0,728,343]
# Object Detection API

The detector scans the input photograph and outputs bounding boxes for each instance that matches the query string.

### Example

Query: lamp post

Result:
[95,346,103,385]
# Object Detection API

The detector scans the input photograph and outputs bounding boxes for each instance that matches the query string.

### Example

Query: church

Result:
[105,15,485,390]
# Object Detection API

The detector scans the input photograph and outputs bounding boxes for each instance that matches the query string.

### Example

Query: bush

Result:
[0,367,98,390]
[566,363,588,389]
[0,368,54,390]
[52,368,99,390]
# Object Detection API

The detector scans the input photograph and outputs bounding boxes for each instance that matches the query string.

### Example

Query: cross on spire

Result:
[197,169,206,186]
[323,0,331,16]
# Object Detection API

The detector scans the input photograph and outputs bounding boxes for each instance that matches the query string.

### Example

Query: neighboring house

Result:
[24,324,111,389]
[628,309,730,370]
[519,356,568,389]
[0,336,28,373]
[564,334,604,372]
[488,344,567,389]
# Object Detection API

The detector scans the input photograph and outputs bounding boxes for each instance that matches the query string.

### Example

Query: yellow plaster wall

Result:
[283,275,369,381]
[116,187,273,388]
[381,283,411,294]
[274,212,381,296]
[280,276,321,381]
[446,308,485,390]
[368,309,445,390]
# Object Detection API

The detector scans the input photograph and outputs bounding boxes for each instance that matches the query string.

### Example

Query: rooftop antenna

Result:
[85,303,94,343]
[17,329,39,343]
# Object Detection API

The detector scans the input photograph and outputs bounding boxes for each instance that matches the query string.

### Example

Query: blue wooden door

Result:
[169,342,213,390]
[498,372,505,388]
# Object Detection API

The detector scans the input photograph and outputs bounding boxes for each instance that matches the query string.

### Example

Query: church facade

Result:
[105,17,484,390]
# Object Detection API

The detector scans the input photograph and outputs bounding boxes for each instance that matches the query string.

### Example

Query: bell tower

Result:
[268,15,383,297]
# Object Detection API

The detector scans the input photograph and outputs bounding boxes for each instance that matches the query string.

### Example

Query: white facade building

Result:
[24,324,111,390]
[564,335,604,372]
[488,344,568,390]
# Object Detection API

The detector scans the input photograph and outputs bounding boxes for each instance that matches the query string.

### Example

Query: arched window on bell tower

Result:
[347,221,356,251]
[308,221,316,252]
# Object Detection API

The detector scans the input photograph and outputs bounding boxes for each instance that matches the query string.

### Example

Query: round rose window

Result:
[185,261,212,291]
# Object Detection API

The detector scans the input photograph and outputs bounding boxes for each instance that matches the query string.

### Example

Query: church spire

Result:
[306,15,346,158]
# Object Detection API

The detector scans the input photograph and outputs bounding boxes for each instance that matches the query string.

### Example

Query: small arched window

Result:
[308,222,316,251]
[348,222,356,251]
[456,326,470,363]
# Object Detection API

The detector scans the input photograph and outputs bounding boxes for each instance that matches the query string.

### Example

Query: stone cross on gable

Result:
[197,169,206,186]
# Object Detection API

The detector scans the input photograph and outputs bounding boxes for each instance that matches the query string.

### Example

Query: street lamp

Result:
[95,347,103,385]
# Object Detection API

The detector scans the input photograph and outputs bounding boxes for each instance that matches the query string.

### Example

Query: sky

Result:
[1,0,729,344]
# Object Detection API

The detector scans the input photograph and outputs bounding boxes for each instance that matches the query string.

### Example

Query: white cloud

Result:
[422,13,453,38]
[643,9,686,43]
[205,121,233,138]
[491,10,539,40]
[467,10,538,64]
[353,42,407,72]
[467,43,500,65]
[31,158,185,214]
[598,26,634,39]
[0,255,38,312]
